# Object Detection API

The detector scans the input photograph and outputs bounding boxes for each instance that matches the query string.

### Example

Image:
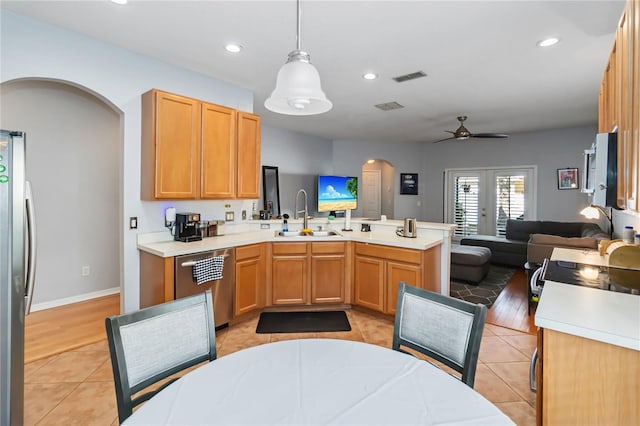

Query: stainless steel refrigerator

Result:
[0,130,37,425]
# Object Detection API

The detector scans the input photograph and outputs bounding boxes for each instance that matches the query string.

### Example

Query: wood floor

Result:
[487,268,536,334]
[24,294,120,364]
[25,269,535,362]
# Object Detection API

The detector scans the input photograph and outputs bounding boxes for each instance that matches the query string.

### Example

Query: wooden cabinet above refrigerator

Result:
[141,88,260,200]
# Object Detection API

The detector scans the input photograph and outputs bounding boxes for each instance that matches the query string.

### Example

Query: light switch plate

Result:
[225,211,234,222]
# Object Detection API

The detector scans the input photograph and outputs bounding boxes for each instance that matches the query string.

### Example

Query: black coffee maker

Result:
[174,212,202,242]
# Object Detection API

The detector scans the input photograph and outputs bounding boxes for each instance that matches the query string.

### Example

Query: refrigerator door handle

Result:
[24,180,36,315]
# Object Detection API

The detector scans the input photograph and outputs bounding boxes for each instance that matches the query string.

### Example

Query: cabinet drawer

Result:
[236,243,262,261]
[311,241,345,254]
[355,242,421,264]
[272,242,308,255]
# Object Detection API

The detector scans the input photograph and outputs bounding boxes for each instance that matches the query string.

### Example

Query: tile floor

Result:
[24,308,537,425]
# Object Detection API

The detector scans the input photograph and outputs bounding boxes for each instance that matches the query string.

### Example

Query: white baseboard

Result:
[30,287,120,312]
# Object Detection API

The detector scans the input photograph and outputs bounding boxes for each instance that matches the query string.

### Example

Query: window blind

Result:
[495,175,526,237]
[453,176,480,237]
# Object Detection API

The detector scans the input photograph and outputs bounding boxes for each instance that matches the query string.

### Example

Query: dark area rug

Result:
[256,311,351,334]
[450,266,516,308]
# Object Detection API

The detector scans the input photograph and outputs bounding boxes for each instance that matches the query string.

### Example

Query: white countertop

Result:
[535,248,640,351]
[137,223,446,257]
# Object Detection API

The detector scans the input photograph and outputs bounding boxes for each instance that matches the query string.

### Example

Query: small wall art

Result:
[557,167,579,190]
[400,173,418,195]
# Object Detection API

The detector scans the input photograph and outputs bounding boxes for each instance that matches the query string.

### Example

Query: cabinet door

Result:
[236,111,261,198]
[201,102,236,199]
[385,261,422,314]
[235,244,265,316]
[354,255,385,312]
[541,328,640,425]
[141,90,201,199]
[272,256,308,305]
[311,255,345,304]
[633,0,640,211]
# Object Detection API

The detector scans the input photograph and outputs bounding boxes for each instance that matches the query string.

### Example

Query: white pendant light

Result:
[265,0,332,116]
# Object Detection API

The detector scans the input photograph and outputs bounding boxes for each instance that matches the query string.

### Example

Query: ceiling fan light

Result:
[265,55,332,115]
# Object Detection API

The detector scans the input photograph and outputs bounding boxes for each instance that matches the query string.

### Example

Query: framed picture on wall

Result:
[400,173,418,195]
[557,167,579,190]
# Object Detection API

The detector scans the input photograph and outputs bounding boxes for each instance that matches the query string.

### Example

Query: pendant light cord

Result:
[296,0,301,51]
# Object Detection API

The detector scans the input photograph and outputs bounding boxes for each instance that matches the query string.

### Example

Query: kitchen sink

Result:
[275,230,342,237]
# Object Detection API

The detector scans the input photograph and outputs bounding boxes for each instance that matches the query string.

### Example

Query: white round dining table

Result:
[124,338,514,425]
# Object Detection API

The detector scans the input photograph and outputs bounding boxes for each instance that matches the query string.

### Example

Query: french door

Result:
[444,167,537,239]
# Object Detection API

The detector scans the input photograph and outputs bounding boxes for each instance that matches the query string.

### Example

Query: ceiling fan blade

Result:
[432,136,455,143]
[444,130,456,135]
[470,133,509,139]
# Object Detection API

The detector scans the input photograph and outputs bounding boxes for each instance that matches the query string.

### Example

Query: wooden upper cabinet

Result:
[141,89,261,201]
[599,0,639,212]
[633,0,640,208]
[141,89,201,199]
[237,111,261,199]
[201,102,236,199]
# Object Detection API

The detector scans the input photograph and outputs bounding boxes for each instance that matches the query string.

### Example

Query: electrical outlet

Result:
[225,211,235,222]
[129,216,138,229]
[260,223,270,229]
[81,266,90,276]
[242,210,247,220]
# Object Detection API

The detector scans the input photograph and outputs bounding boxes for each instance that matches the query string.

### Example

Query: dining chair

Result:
[392,282,487,388]
[105,290,217,424]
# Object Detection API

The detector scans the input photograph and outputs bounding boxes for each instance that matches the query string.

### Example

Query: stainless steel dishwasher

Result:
[174,248,234,328]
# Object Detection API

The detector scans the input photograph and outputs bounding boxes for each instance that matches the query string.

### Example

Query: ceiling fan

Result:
[432,116,509,143]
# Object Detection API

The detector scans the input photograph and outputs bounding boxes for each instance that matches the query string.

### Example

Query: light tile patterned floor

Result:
[24,308,536,425]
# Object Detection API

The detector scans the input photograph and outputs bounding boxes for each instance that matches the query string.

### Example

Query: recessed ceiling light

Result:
[225,44,243,53]
[537,37,560,47]
[109,0,128,5]
[363,73,378,80]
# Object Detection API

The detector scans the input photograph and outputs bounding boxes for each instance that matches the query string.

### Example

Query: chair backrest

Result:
[392,282,487,388]
[105,290,217,424]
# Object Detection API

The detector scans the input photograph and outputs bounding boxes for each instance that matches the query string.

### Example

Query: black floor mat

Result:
[256,311,351,334]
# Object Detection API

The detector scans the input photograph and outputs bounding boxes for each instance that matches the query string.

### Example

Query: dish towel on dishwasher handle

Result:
[192,256,224,285]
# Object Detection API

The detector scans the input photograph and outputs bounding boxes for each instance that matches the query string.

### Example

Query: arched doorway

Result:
[361,159,395,219]
[0,78,123,309]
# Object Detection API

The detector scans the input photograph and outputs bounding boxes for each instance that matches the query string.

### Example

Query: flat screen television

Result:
[317,175,358,213]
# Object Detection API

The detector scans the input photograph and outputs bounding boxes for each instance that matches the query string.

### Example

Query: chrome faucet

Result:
[295,189,309,230]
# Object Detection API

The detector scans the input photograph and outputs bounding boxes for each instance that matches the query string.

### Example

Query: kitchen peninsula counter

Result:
[137,219,455,303]
[137,219,452,258]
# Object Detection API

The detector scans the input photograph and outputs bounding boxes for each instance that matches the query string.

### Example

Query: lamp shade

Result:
[264,55,332,116]
[579,206,600,219]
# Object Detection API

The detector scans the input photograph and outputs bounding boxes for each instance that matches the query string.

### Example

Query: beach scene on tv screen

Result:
[318,176,358,211]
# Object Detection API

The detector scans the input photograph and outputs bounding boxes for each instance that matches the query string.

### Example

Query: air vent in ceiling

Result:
[374,101,405,111]
[392,71,427,83]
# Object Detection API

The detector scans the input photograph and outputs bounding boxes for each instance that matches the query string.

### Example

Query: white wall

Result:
[0,80,120,304]
[261,125,333,217]
[332,139,425,219]
[422,126,599,222]
[1,10,254,312]
[333,126,601,224]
